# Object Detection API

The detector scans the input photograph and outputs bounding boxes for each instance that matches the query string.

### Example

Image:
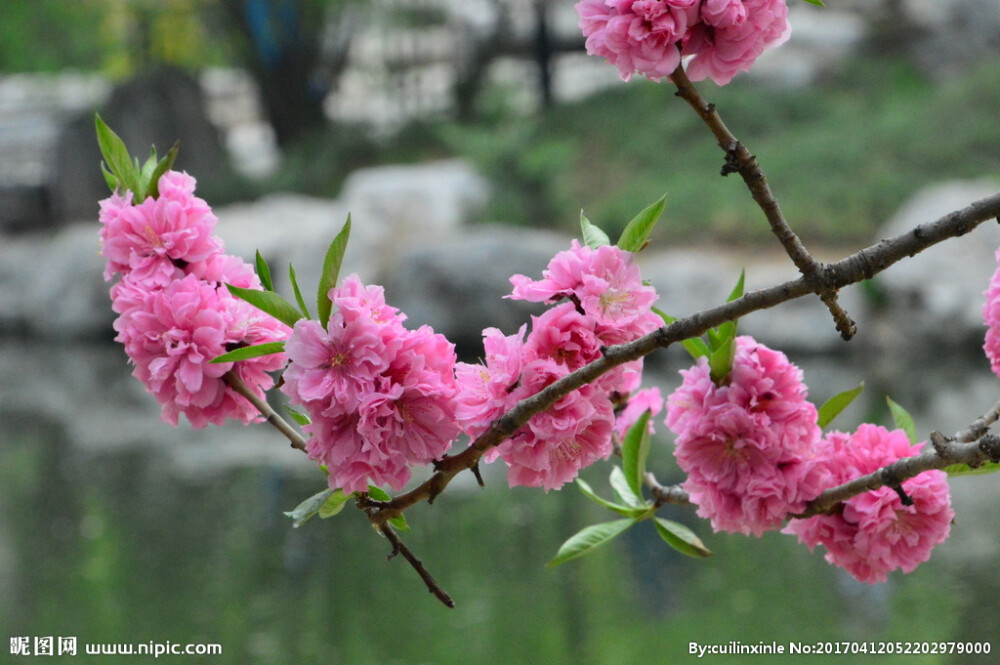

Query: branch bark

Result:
[669,64,857,340]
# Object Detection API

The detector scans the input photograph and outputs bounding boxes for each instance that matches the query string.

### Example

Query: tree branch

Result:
[669,64,857,341]
[377,523,455,608]
[795,398,1000,518]
[223,370,307,452]
[367,190,1000,523]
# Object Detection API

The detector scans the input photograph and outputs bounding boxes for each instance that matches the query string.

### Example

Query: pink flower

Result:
[982,247,1000,375]
[488,357,615,491]
[666,336,822,535]
[281,277,460,494]
[99,170,221,284]
[576,0,700,81]
[614,386,664,439]
[509,240,660,344]
[454,326,528,440]
[784,425,953,584]
[683,0,791,85]
[114,274,284,429]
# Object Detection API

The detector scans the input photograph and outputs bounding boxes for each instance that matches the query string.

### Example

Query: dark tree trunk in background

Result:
[221,0,333,147]
[533,0,553,110]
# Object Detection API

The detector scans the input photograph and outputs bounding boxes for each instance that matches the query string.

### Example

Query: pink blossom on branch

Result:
[281,276,461,495]
[783,425,954,584]
[666,336,823,536]
[575,0,791,85]
[982,247,1000,376]
[113,274,287,429]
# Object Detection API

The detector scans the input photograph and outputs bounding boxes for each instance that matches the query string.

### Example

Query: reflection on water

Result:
[1,342,998,664]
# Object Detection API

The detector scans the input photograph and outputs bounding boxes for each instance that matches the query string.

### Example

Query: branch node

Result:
[471,462,485,488]
[929,430,950,456]
[979,433,1000,463]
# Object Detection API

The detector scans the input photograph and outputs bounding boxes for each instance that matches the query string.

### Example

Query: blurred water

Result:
[1,341,998,664]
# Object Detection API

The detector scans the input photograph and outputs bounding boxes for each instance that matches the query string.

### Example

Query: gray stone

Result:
[379,224,570,355]
[872,179,1000,348]
[50,66,227,223]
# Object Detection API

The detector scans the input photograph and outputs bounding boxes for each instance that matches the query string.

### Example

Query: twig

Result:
[223,370,307,452]
[794,397,1000,518]
[368,190,1000,522]
[378,524,455,608]
[669,64,857,340]
[645,472,691,508]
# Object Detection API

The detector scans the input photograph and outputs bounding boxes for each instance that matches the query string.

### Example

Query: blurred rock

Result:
[50,66,227,223]
[379,224,569,356]
[872,179,1000,350]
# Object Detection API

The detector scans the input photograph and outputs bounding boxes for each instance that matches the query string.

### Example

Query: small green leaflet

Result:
[317,217,352,328]
[621,410,652,499]
[226,283,303,328]
[609,465,644,509]
[210,342,285,364]
[886,397,919,445]
[547,519,634,567]
[285,488,350,528]
[580,211,611,249]
[800,0,824,6]
[575,479,648,518]
[289,263,311,319]
[284,405,311,426]
[653,518,712,558]
[945,461,1000,477]
[256,250,274,291]
[817,382,864,429]
[96,114,141,197]
[708,336,734,385]
[141,141,178,200]
[617,194,666,254]
[367,485,409,532]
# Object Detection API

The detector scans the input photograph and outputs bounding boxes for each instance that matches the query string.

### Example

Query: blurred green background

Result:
[2,1,999,663]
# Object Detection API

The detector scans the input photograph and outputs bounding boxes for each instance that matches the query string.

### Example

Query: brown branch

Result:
[795,398,1000,519]
[645,472,691,508]
[223,370,307,452]
[378,524,455,608]
[669,64,857,341]
[366,190,1000,523]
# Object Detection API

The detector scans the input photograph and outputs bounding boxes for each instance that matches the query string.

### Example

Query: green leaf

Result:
[580,211,611,249]
[655,308,710,360]
[817,382,865,429]
[609,465,644,508]
[621,410,652,500]
[714,270,745,342]
[226,284,303,328]
[144,141,179,199]
[708,336,735,384]
[284,405,311,426]
[547,519,634,567]
[944,462,1000,477]
[617,194,666,253]
[318,489,351,519]
[653,518,712,558]
[317,216,352,327]
[288,263,311,319]
[210,341,285,364]
[366,485,408,531]
[255,251,274,291]
[95,113,141,196]
[800,0,824,6]
[575,479,649,518]
[886,396,919,445]
[284,488,335,528]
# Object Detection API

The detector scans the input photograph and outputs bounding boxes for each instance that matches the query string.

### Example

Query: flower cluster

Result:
[982,247,1000,376]
[576,0,791,85]
[666,336,954,582]
[280,276,461,494]
[783,425,953,584]
[456,241,664,490]
[666,336,823,536]
[100,171,288,428]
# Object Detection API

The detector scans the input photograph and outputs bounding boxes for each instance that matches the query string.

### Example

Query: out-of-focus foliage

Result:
[0,0,233,76]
